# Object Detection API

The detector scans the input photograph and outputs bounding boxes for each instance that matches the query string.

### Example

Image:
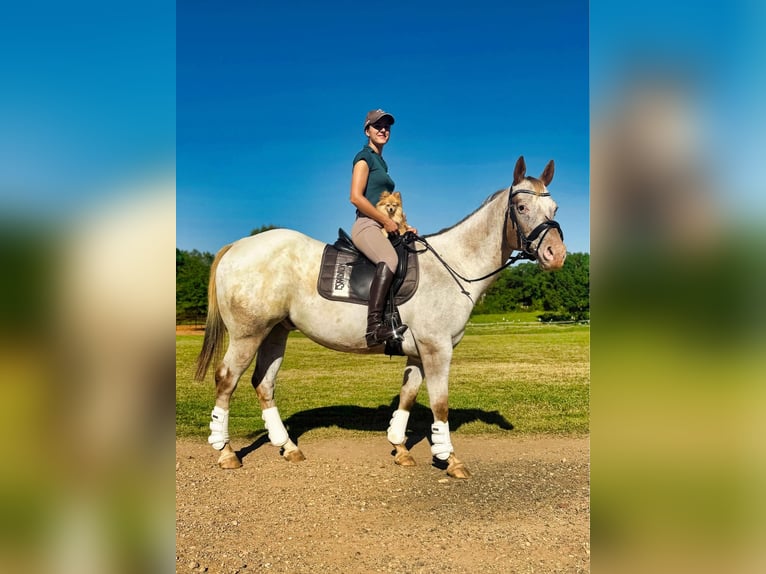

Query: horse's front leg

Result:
[252,324,305,463]
[422,343,471,479]
[388,358,425,467]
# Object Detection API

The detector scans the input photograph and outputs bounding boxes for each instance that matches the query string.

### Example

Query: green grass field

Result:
[467,311,544,324]
[176,316,589,440]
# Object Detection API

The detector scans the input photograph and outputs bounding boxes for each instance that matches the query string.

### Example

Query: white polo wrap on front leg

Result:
[430,420,453,461]
[387,409,410,445]
[208,406,229,450]
[262,406,289,447]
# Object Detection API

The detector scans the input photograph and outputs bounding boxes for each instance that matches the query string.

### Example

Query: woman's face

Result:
[366,120,392,146]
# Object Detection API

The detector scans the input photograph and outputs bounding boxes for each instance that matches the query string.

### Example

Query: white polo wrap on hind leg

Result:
[387,409,410,445]
[262,406,289,447]
[208,406,229,450]
[430,420,454,461]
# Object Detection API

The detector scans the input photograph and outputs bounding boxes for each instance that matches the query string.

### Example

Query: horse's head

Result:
[507,156,567,270]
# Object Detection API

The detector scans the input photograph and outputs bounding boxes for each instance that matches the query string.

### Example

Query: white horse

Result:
[194,156,566,478]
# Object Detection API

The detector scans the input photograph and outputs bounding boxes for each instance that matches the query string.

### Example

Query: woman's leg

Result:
[351,217,407,346]
[351,217,398,273]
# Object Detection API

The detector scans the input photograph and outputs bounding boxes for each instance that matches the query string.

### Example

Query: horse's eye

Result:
[517,204,526,212]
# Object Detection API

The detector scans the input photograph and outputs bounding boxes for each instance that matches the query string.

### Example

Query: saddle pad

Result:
[317,244,418,305]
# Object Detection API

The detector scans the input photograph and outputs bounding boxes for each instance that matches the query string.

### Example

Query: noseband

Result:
[508,188,564,261]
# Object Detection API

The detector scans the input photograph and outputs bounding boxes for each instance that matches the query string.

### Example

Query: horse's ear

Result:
[513,156,526,185]
[540,160,555,186]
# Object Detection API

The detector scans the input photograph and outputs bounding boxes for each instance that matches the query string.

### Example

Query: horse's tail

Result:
[194,243,233,381]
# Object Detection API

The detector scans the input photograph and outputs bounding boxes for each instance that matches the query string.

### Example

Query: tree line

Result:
[176,248,214,324]
[473,252,589,321]
[177,243,588,324]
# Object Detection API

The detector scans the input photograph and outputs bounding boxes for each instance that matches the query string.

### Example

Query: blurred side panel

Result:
[591,1,766,573]
[0,2,175,573]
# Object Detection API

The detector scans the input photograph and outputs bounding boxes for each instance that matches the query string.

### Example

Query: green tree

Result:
[250,224,280,236]
[537,252,590,321]
[176,248,215,323]
[473,253,589,320]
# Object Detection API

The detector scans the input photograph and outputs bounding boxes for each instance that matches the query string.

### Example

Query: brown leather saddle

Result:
[317,229,419,305]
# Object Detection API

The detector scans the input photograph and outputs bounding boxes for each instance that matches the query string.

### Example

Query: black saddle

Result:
[316,228,419,306]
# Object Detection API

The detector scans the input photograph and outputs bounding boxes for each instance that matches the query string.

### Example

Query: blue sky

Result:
[2,1,762,257]
[0,2,175,211]
[176,1,590,255]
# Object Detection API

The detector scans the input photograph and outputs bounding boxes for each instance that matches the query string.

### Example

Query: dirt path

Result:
[176,435,589,573]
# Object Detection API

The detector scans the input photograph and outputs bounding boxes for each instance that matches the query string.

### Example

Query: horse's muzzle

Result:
[538,235,567,270]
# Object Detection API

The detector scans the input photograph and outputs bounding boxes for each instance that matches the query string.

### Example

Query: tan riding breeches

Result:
[351,216,398,274]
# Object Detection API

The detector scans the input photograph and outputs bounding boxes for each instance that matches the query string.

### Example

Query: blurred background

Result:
[0,2,175,573]
[1,1,764,573]
[591,1,766,573]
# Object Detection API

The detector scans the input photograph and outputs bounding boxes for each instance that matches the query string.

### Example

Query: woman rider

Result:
[349,109,413,346]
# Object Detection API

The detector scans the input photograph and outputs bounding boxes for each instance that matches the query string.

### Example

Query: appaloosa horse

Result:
[195,156,566,478]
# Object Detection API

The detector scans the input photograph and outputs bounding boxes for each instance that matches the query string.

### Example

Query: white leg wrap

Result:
[208,406,229,450]
[387,409,410,445]
[430,420,454,461]
[262,406,289,447]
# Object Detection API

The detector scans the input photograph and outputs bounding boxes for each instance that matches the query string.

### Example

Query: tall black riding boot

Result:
[366,262,408,347]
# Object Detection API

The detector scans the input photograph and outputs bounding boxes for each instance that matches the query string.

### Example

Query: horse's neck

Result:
[428,191,513,286]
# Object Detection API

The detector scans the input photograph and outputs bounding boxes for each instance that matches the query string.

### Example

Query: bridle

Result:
[507,188,564,261]
[402,186,564,297]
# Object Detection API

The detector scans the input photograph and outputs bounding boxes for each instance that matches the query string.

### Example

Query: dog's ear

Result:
[379,191,390,200]
[393,192,401,200]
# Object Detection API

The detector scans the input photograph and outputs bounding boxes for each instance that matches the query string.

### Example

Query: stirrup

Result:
[386,309,407,342]
[390,324,408,341]
[366,323,408,347]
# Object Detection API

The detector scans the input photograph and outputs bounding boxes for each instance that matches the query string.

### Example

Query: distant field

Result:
[467,311,544,323]
[176,316,589,440]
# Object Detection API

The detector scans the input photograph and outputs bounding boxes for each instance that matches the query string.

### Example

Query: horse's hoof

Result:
[392,444,416,467]
[218,452,242,469]
[216,443,242,469]
[446,463,471,479]
[394,451,417,466]
[446,454,471,479]
[282,448,306,463]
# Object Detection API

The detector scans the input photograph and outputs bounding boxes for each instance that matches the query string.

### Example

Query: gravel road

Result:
[176,434,589,573]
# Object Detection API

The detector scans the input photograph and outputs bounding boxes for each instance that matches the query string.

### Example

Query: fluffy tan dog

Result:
[376,191,409,237]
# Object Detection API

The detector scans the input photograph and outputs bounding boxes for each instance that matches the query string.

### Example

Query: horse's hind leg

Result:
[388,357,425,467]
[251,323,305,463]
[209,335,262,469]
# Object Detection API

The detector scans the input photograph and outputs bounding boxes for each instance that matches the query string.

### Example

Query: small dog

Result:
[376,191,409,237]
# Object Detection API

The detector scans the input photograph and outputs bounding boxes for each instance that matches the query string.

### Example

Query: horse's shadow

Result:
[236,397,514,461]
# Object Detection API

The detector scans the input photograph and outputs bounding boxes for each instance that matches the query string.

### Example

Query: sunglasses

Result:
[370,122,392,132]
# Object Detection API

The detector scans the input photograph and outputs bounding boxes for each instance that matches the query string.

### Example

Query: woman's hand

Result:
[382,218,399,234]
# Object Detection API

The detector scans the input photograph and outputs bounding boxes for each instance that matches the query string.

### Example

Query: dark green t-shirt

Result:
[353,145,395,209]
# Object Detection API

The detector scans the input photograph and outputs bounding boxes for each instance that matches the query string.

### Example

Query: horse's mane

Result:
[426,188,508,238]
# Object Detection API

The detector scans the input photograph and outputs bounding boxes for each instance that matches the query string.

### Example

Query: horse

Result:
[194,156,566,478]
